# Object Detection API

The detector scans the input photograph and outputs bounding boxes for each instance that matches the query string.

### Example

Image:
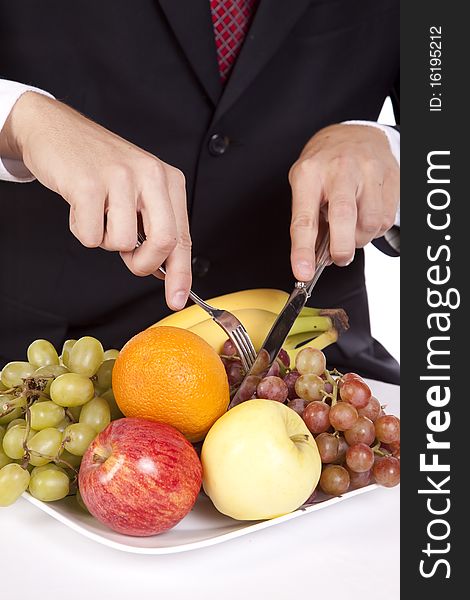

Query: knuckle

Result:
[79,232,102,249]
[290,211,317,232]
[129,264,153,277]
[177,230,192,250]
[382,213,396,232]
[111,164,133,185]
[329,198,356,220]
[385,164,400,179]
[154,231,177,254]
[74,178,103,200]
[114,236,137,253]
[288,161,301,185]
[360,212,381,234]
[355,232,368,248]
[145,158,166,182]
[170,267,192,280]
[363,156,382,174]
[289,159,317,185]
[330,154,355,172]
[168,166,186,188]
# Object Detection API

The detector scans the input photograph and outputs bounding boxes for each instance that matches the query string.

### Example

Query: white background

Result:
[364,97,400,362]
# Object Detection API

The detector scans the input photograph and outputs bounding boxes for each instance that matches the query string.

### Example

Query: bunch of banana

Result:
[152,289,349,365]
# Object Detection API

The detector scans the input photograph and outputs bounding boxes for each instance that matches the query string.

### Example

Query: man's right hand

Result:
[0,92,192,310]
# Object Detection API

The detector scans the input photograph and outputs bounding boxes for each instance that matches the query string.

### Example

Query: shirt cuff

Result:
[0,80,54,182]
[383,225,400,254]
[342,119,401,231]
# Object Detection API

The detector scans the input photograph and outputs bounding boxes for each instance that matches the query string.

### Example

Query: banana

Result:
[283,331,322,350]
[152,289,290,330]
[285,329,339,365]
[298,306,322,317]
[152,288,335,336]
[150,287,349,362]
[288,315,333,337]
[187,308,337,354]
[189,308,278,354]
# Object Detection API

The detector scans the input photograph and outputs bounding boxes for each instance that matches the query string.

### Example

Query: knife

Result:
[228,230,331,409]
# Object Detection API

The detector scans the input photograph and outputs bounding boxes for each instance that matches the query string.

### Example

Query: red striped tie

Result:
[210,0,258,82]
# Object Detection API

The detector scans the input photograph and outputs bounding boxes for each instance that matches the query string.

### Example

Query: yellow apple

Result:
[201,399,321,520]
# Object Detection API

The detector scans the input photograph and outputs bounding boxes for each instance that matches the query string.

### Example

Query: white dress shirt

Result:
[0,80,54,181]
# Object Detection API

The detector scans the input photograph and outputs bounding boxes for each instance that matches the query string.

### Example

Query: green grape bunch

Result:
[0,337,122,507]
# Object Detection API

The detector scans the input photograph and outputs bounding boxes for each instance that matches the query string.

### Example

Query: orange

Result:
[112,326,230,442]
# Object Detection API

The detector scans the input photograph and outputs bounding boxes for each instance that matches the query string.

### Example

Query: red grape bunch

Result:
[220,342,400,498]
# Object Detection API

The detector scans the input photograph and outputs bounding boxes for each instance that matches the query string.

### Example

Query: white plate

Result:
[23,483,379,554]
[22,379,399,555]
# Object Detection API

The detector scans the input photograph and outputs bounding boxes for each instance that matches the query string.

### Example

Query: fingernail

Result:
[172,291,187,310]
[297,261,314,279]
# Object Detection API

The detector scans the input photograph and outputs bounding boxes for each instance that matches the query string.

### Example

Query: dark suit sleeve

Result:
[372,74,400,257]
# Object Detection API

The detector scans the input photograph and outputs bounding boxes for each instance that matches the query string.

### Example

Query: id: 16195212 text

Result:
[429,26,443,112]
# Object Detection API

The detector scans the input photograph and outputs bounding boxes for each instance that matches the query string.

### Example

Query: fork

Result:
[136,232,257,372]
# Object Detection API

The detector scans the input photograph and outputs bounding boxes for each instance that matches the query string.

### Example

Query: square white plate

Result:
[22,379,399,554]
[23,483,379,554]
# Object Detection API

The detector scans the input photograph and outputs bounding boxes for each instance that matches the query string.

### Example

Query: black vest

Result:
[0,0,399,382]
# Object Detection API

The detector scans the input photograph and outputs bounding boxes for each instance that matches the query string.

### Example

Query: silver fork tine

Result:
[211,311,255,371]
[245,336,257,364]
[227,329,251,372]
[231,328,253,372]
[136,232,256,370]
[233,327,256,368]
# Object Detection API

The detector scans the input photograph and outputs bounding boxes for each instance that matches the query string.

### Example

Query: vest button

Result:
[192,256,211,277]
[208,133,229,156]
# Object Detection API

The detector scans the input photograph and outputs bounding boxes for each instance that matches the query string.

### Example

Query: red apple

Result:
[78,418,202,536]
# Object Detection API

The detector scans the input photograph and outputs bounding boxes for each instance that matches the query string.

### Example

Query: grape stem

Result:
[65,408,77,423]
[54,437,79,474]
[23,376,51,392]
[18,408,78,475]
[1,375,57,418]
[25,446,79,475]
[220,354,242,363]
[371,440,391,457]
[4,375,54,399]
[54,457,78,475]
[20,406,33,468]
[319,389,334,403]
[0,387,16,395]
[330,368,344,378]
[323,369,339,406]
[23,406,32,441]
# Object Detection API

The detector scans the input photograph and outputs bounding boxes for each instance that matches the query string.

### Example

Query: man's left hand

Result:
[288,123,399,280]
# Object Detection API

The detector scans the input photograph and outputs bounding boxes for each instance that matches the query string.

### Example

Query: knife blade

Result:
[229,231,331,409]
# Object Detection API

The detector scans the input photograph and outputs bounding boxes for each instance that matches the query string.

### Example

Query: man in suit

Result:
[0,0,400,382]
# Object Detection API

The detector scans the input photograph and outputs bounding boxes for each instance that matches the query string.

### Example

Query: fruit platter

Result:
[0,289,400,553]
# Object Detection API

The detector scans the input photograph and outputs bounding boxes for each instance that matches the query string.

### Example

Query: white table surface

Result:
[0,380,399,600]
